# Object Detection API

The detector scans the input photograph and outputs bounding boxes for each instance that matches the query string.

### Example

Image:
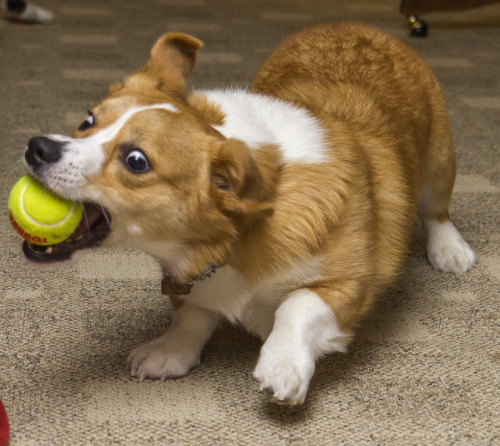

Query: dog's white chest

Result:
[184,266,272,338]
[187,258,325,340]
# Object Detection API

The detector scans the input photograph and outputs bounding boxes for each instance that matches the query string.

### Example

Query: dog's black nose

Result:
[25,136,63,168]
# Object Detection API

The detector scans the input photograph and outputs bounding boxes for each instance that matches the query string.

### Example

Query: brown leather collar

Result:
[161,262,226,295]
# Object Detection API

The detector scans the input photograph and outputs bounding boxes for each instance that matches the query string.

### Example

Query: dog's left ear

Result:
[147,32,203,97]
[211,139,279,216]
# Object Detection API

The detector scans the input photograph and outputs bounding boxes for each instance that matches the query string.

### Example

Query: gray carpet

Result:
[1,0,499,444]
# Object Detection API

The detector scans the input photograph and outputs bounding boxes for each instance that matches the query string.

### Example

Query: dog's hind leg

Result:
[418,92,476,274]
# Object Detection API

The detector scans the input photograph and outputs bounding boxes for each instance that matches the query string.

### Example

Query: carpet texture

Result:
[0,0,499,444]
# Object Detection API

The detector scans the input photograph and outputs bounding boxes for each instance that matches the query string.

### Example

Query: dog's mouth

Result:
[22,203,111,264]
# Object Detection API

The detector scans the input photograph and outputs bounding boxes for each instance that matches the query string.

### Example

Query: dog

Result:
[23,22,476,404]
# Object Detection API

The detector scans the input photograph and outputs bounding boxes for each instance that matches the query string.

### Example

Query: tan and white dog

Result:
[24,22,476,404]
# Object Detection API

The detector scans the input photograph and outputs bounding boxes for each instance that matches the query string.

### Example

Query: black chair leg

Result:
[407,15,428,37]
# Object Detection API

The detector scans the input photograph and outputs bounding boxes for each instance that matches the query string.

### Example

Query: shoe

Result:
[2,1,54,24]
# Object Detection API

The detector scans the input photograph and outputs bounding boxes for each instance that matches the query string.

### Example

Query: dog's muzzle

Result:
[21,136,112,264]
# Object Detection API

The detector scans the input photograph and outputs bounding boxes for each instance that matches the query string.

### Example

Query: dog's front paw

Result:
[127,336,200,382]
[253,345,314,405]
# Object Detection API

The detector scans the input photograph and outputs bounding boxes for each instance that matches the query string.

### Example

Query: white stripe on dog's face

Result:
[38,103,179,199]
[85,103,179,158]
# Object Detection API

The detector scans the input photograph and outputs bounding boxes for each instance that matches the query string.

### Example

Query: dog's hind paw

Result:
[424,219,476,274]
[428,240,476,274]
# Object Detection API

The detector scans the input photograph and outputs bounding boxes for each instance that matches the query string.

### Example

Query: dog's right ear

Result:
[211,139,279,217]
[145,33,203,98]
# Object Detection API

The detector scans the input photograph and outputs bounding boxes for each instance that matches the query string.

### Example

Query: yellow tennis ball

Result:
[8,175,83,246]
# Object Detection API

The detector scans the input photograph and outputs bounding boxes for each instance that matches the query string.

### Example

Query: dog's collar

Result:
[161,261,226,295]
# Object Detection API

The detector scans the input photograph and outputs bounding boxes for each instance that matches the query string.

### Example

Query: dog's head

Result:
[23,33,278,280]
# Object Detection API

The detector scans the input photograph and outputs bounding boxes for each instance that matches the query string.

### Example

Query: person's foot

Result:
[2,1,54,24]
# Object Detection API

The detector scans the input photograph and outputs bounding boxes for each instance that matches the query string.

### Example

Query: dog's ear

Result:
[146,33,203,97]
[211,139,279,216]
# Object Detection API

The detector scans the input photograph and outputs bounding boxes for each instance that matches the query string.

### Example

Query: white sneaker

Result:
[2,1,54,24]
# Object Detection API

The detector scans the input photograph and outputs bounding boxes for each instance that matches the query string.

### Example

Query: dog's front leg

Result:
[128,302,220,381]
[253,289,351,405]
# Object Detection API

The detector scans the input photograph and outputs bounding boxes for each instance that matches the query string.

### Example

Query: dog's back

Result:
[250,21,464,286]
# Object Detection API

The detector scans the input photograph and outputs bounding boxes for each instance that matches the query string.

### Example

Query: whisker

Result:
[100,203,112,228]
[81,202,92,236]
[70,192,93,236]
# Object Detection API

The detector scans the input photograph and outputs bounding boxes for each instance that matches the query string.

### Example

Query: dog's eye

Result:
[124,149,150,173]
[78,112,94,132]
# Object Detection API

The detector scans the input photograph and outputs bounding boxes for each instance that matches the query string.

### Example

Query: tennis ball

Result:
[8,175,83,246]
